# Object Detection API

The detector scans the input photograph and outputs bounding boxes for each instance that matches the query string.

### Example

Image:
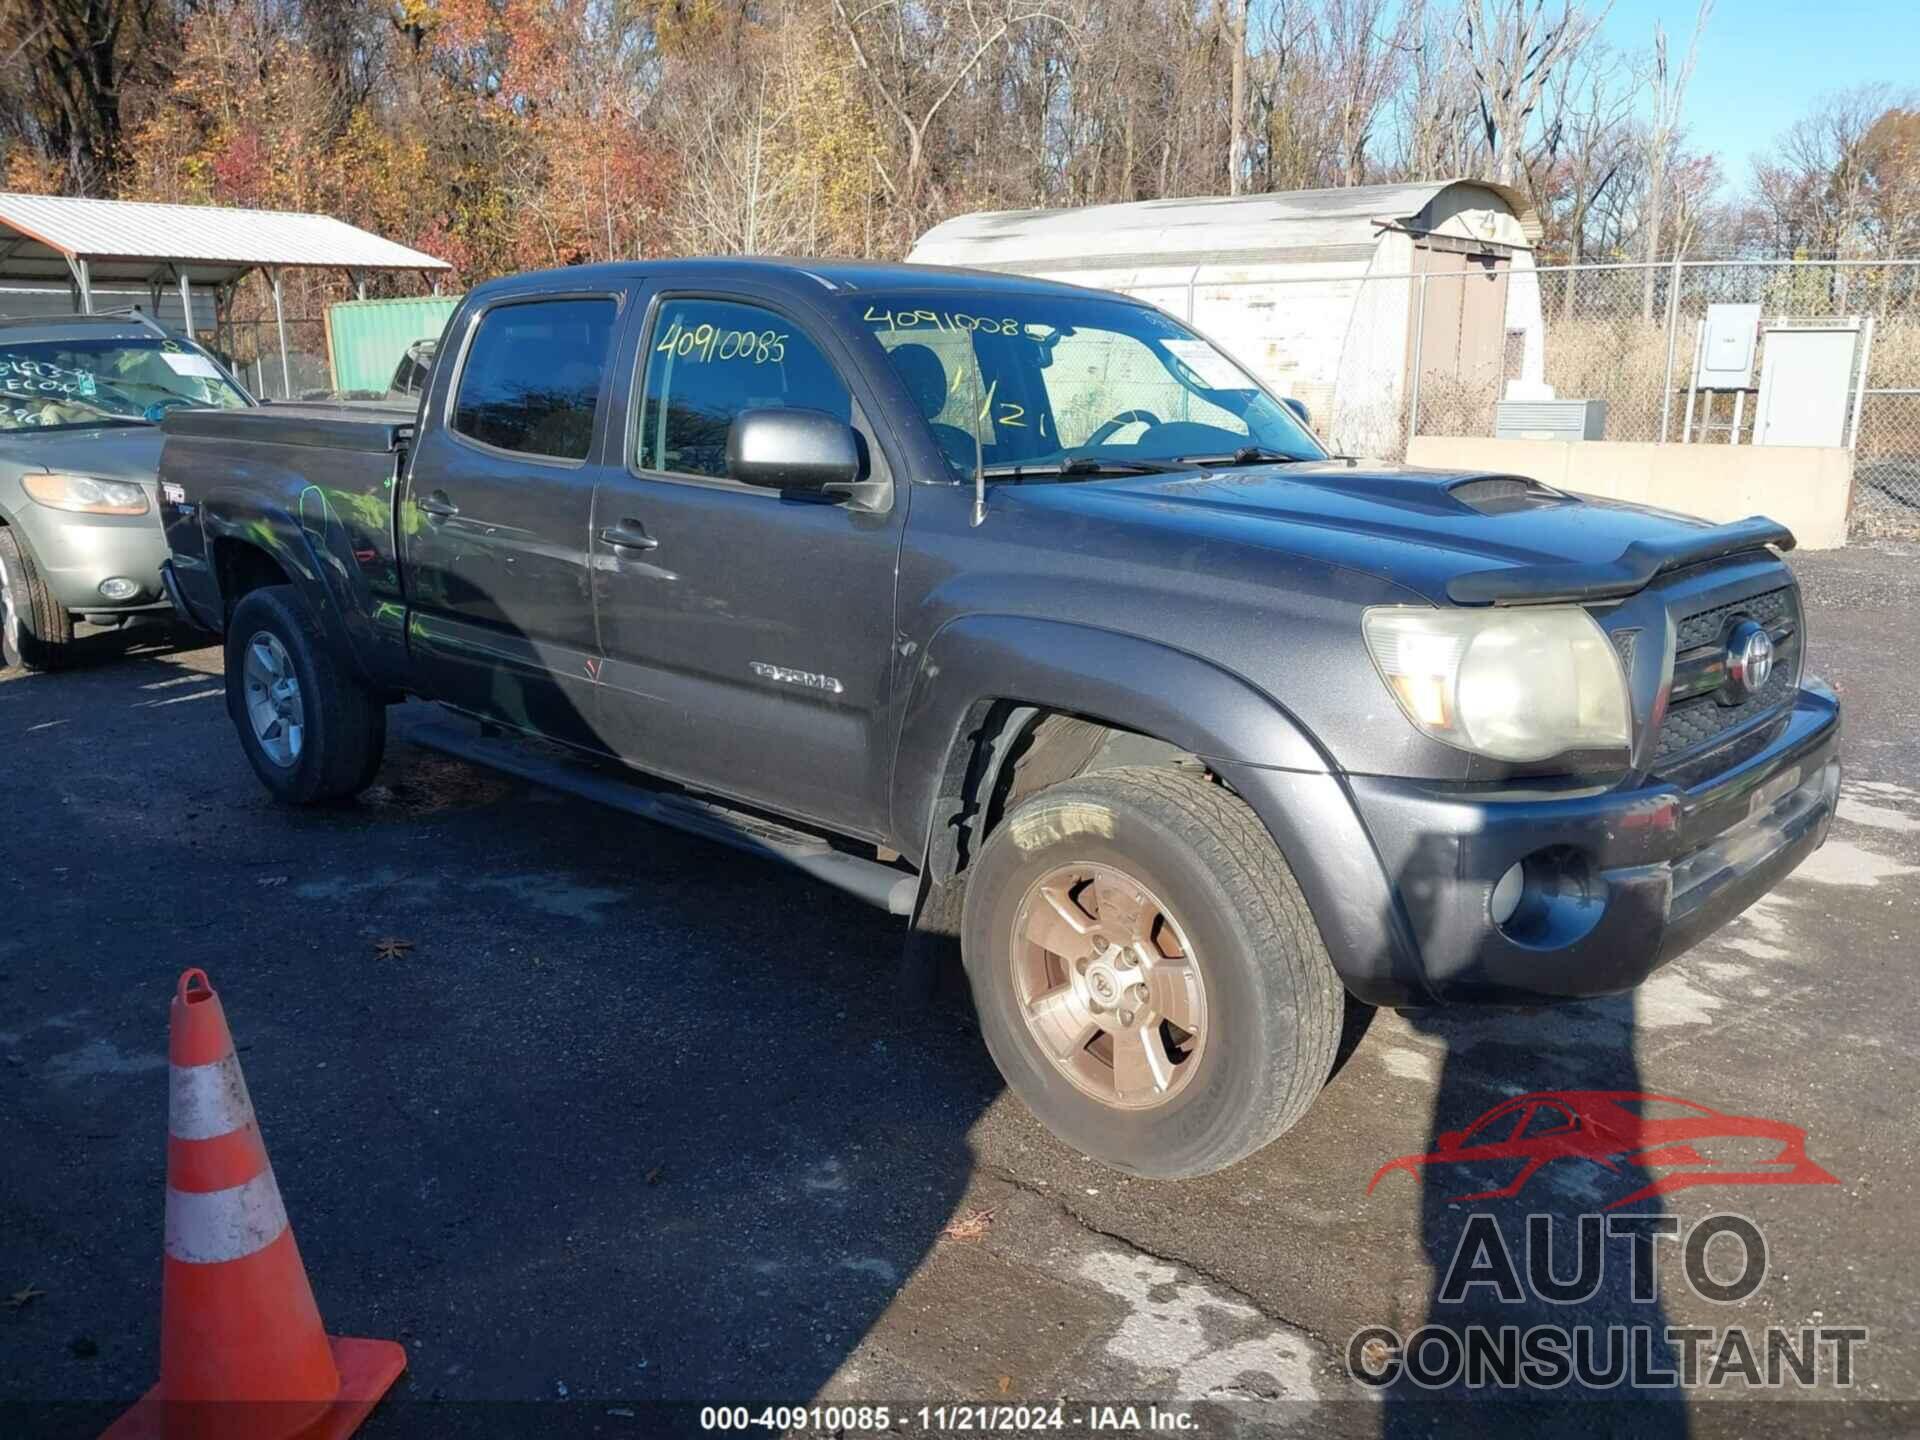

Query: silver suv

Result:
[0,314,251,669]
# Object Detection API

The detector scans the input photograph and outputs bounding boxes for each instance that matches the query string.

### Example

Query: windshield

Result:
[0,336,250,433]
[857,291,1324,478]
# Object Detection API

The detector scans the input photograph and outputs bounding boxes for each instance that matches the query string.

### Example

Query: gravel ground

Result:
[2,541,1917,1438]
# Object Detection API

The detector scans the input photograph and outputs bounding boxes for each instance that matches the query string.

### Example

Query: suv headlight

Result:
[1363,605,1631,762]
[22,473,150,516]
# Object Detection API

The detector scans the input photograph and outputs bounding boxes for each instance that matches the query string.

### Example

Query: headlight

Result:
[21,473,149,516]
[1363,605,1630,762]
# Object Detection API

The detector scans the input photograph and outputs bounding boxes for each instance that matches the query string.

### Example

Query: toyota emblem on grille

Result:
[1721,618,1775,705]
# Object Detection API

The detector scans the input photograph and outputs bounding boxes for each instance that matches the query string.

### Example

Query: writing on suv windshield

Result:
[0,337,249,433]
[858,293,1323,479]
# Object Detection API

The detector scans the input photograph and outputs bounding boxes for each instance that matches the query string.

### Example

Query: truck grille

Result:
[1653,585,1801,762]
[1672,587,1795,652]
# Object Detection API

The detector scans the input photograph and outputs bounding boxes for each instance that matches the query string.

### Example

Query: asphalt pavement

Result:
[4,542,1919,1439]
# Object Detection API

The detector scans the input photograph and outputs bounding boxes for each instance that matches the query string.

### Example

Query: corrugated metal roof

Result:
[910,179,1543,272]
[0,192,450,286]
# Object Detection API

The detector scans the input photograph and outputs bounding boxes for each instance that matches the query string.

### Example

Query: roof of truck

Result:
[468,256,1120,303]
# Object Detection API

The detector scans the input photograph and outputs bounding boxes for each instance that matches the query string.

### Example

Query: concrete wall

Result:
[1408,436,1853,550]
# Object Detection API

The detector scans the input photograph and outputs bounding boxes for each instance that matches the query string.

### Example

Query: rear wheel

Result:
[225,586,386,803]
[0,528,76,672]
[961,766,1341,1178]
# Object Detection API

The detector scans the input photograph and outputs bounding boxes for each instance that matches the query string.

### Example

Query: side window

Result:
[638,298,851,480]
[451,297,616,461]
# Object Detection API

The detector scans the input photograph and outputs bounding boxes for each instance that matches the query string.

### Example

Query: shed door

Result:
[1411,247,1512,393]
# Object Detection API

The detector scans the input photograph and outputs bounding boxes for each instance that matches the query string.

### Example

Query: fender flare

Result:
[890,614,1333,869]
[201,487,376,684]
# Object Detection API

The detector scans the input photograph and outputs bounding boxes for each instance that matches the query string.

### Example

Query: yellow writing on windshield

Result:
[864,305,1020,337]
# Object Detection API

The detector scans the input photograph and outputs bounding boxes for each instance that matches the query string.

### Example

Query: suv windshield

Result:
[857,291,1323,478]
[0,335,250,433]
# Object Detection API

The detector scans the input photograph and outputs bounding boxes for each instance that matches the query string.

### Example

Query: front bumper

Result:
[10,505,171,615]
[1220,681,1841,1007]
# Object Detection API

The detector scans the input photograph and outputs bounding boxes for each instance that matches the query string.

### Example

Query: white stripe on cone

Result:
[168,1052,256,1142]
[164,1169,290,1264]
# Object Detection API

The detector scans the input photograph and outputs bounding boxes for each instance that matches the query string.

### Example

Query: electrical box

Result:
[1494,399,1607,441]
[1755,323,1860,447]
[1695,303,1761,389]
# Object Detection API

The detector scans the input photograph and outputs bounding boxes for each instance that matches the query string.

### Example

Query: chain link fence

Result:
[211,317,332,401]
[1186,258,1920,528]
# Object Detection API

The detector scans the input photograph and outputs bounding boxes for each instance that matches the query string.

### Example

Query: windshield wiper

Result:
[981,456,1194,481]
[1171,445,1312,468]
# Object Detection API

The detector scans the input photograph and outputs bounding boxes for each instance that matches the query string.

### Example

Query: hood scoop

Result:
[1446,474,1574,515]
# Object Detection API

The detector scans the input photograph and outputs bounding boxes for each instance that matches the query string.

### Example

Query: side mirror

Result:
[727,407,861,494]
[1282,396,1313,429]
[1436,1130,1464,1152]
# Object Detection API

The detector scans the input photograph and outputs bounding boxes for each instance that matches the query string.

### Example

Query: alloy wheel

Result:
[242,631,305,767]
[1009,862,1208,1110]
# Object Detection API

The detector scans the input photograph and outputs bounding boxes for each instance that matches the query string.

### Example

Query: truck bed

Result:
[162,401,415,454]
[158,403,414,650]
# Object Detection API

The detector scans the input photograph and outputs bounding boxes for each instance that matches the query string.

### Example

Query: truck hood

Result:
[1010,461,1792,606]
[0,425,165,486]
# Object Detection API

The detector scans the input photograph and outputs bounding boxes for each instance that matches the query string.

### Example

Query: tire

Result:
[961,766,1342,1179]
[0,527,76,672]
[224,585,386,804]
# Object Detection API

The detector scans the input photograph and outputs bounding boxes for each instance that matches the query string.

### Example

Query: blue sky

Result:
[1596,0,1913,183]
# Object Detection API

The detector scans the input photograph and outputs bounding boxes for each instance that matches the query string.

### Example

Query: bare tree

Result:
[1536,41,1637,295]
[1227,0,1248,194]
[1320,0,1415,186]
[1749,86,1918,260]
[1638,0,1711,314]
[1454,0,1607,187]
[832,0,1071,222]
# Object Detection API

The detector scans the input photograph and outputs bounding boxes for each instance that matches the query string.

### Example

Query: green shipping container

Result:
[326,295,461,395]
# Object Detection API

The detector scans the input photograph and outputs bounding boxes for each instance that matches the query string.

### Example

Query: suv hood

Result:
[0,425,165,486]
[1015,461,1791,606]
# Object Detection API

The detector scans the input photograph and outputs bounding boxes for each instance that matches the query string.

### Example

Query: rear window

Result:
[452,298,617,461]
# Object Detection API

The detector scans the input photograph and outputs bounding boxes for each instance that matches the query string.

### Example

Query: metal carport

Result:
[0,192,451,395]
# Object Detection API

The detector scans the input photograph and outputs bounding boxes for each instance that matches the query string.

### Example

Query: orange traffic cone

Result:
[103,969,406,1440]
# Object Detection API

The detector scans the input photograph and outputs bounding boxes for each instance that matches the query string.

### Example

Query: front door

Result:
[590,290,905,837]
[402,291,627,747]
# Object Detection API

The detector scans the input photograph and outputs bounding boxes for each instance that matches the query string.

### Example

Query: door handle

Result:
[598,520,660,554]
[419,491,459,520]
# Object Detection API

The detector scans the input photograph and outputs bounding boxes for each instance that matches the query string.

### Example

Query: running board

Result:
[404,716,919,915]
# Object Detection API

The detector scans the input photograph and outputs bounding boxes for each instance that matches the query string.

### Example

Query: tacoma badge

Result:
[750,661,844,695]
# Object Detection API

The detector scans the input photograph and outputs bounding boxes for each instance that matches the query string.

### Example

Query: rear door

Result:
[589,287,906,837]
[401,290,627,747]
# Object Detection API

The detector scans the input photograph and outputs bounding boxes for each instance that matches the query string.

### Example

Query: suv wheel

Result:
[962,766,1341,1178]
[225,585,386,803]
[0,528,76,672]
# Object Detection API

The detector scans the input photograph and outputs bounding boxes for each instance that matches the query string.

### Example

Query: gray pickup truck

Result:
[157,259,1840,1178]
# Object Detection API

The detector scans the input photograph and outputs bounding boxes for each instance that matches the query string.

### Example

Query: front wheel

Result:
[225,586,386,804]
[961,766,1342,1178]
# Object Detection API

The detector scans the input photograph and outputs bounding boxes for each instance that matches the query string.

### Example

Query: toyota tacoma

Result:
[155,260,1841,1178]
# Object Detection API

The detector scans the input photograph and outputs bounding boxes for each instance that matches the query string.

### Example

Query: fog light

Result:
[98,577,140,601]
[1489,862,1525,925]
